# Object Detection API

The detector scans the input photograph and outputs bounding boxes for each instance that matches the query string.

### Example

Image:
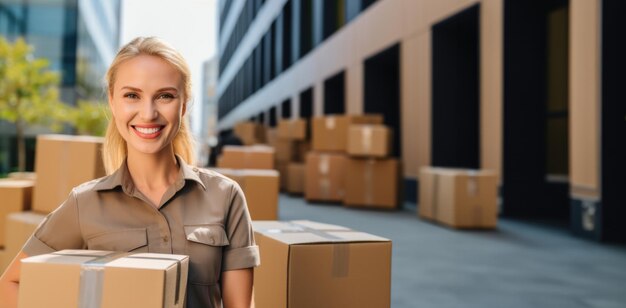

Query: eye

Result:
[123,92,139,99]
[156,93,176,100]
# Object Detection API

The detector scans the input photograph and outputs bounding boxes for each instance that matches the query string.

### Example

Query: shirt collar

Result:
[93,155,206,192]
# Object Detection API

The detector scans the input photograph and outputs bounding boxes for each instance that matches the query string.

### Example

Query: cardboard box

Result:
[0,249,5,273]
[19,250,189,308]
[277,119,307,140]
[214,169,279,220]
[312,115,383,152]
[294,141,311,163]
[344,158,399,209]
[3,212,46,270]
[419,167,498,228]
[435,169,498,228]
[305,152,347,202]
[8,172,36,181]
[265,128,278,147]
[234,121,266,145]
[32,135,105,214]
[253,220,391,308]
[217,145,275,169]
[286,163,306,194]
[275,162,289,191]
[418,167,440,220]
[347,124,391,157]
[0,180,34,247]
[274,139,296,163]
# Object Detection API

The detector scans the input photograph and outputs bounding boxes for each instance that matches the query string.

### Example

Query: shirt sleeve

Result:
[221,182,260,271]
[22,189,85,256]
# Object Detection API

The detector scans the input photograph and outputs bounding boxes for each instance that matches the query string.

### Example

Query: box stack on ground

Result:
[215,144,279,220]
[253,220,391,308]
[305,114,386,205]
[418,167,498,229]
[0,134,105,273]
[275,118,309,194]
[344,123,401,210]
[233,121,266,145]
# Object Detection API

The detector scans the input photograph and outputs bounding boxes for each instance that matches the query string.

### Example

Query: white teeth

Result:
[135,126,162,134]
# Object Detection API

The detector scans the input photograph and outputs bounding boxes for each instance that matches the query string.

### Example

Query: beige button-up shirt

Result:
[22,156,260,308]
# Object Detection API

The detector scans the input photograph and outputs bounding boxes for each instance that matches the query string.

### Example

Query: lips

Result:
[131,125,164,139]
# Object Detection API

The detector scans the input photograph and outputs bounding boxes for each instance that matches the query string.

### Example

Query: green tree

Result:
[70,100,109,136]
[0,37,71,172]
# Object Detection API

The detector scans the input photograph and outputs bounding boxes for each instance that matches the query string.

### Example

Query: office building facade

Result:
[216,0,624,242]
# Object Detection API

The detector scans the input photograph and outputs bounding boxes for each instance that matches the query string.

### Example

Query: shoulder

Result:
[71,174,117,196]
[195,168,241,193]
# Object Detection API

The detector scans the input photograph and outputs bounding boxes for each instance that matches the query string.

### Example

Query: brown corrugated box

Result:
[305,152,347,202]
[419,167,498,228]
[344,158,399,209]
[277,119,308,140]
[275,162,289,191]
[0,180,33,247]
[234,121,266,145]
[286,163,306,194]
[347,124,391,157]
[8,172,36,181]
[1,211,46,271]
[265,128,278,147]
[312,115,383,152]
[32,134,105,214]
[214,168,279,220]
[418,167,439,220]
[436,169,498,228]
[217,145,275,169]
[253,220,391,308]
[19,250,189,308]
[274,139,296,163]
[294,141,311,163]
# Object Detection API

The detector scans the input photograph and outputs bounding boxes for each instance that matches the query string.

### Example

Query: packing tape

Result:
[364,160,375,205]
[325,117,336,129]
[466,171,478,196]
[332,244,350,278]
[52,251,184,307]
[320,178,331,199]
[318,154,330,174]
[362,126,373,153]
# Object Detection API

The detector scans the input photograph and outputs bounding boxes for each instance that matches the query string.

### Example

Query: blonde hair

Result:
[103,37,195,174]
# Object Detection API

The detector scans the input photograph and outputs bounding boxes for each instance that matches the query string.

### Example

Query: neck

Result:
[126,146,179,190]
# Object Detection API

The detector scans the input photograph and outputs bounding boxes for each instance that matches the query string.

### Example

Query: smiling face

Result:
[109,54,186,157]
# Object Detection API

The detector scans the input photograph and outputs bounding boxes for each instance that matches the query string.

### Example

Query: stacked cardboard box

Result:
[311,115,382,152]
[418,167,498,229]
[19,250,189,308]
[0,181,33,248]
[213,169,279,220]
[234,121,266,145]
[305,115,382,203]
[32,134,105,214]
[342,123,400,209]
[217,145,275,170]
[253,220,391,308]
[275,118,310,194]
[1,212,46,272]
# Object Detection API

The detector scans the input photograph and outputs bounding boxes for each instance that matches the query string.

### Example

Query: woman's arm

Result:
[0,251,29,308]
[221,268,254,308]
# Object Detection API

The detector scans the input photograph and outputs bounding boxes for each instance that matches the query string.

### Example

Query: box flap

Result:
[253,220,390,244]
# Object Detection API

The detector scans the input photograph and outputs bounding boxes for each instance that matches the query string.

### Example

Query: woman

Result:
[0,37,259,308]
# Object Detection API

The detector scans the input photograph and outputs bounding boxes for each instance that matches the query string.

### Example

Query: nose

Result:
[139,100,158,121]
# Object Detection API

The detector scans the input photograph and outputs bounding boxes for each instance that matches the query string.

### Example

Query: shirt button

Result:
[193,167,198,172]
[163,236,169,242]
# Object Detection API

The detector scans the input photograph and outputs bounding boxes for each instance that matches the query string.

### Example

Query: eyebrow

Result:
[120,86,179,92]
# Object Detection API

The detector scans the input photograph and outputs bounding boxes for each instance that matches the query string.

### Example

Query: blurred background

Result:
[0,0,625,307]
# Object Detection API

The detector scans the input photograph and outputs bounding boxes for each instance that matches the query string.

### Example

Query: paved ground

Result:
[277,194,626,308]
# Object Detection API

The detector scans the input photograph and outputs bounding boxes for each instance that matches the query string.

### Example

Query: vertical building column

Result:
[480,0,503,182]
[569,0,601,239]
[314,80,324,116]
[313,0,323,46]
[346,62,363,115]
